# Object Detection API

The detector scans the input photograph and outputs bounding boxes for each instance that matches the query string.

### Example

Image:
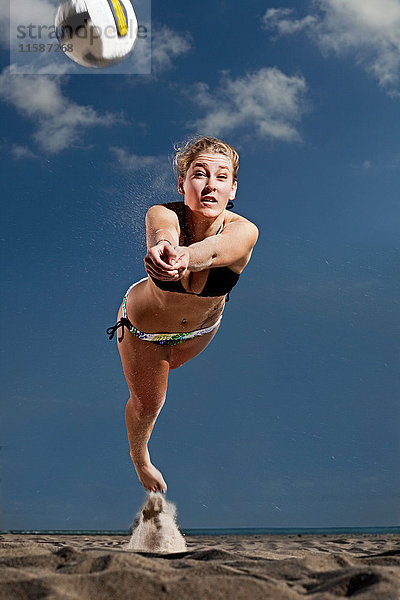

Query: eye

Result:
[194,171,205,177]
[218,174,227,179]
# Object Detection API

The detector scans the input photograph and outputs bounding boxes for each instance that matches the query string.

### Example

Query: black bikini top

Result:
[150,206,240,298]
[150,267,240,297]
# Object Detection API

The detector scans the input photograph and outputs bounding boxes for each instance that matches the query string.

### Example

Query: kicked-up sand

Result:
[0,531,399,599]
[127,492,187,553]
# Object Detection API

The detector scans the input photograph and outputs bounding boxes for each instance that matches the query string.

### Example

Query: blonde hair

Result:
[173,136,239,181]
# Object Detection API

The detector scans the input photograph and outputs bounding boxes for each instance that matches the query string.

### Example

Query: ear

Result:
[178,176,185,195]
[229,180,238,201]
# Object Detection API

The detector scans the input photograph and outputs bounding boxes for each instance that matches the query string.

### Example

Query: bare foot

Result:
[132,458,167,493]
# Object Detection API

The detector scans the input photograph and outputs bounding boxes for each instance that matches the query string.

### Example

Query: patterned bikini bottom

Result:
[106,278,222,346]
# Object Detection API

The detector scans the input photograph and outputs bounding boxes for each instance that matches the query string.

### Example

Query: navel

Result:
[181,318,187,324]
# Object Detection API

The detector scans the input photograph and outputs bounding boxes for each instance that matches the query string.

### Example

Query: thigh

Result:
[169,323,220,369]
[116,306,171,403]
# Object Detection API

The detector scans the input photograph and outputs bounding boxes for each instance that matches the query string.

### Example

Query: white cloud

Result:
[362,160,372,170]
[262,8,317,35]
[0,68,117,153]
[189,68,308,142]
[350,154,400,172]
[110,146,160,170]
[13,0,56,26]
[262,0,400,93]
[11,144,38,160]
[151,25,192,73]
[1,0,57,47]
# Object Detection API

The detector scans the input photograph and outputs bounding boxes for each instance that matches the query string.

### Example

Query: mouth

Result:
[201,196,217,203]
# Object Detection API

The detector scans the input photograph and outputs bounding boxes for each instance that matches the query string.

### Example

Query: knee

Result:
[126,395,165,418]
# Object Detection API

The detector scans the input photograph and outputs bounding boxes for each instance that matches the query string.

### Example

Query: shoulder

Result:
[223,211,259,247]
[145,203,181,225]
[146,202,181,217]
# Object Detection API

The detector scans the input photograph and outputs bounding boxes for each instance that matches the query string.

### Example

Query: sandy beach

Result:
[0,532,399,599]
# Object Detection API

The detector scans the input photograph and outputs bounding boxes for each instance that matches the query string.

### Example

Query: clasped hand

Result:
[144,241,190,281]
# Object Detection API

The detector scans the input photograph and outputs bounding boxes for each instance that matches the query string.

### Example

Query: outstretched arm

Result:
[144,205,183,281]
[145,205,180,249]
[143,204,258,278]
[175,219,259,272]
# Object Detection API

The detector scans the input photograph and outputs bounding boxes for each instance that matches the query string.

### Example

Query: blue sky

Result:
[1,0,399,530]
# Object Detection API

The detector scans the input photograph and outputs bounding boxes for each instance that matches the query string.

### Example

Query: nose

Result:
[205,180,217,192]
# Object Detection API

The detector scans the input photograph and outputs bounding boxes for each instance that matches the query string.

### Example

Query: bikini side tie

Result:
[106,317,132,340]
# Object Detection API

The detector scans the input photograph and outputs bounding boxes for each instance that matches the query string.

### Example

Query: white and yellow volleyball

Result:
[55,0,138,68]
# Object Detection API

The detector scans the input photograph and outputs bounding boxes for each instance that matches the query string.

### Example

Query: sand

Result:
[0,532,399,599]
[127,492,187,553]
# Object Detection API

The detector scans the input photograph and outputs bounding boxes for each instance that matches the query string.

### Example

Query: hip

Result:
[107,278,224,345]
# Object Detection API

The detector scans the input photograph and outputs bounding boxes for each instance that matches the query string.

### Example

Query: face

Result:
[178,153,237,217]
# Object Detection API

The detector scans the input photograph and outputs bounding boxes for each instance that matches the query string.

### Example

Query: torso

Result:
[125,202,251,333]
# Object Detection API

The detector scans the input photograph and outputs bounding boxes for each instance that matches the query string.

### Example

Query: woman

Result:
[107,136,258,494]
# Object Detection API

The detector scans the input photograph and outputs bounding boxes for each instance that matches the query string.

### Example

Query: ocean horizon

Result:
[2,527,399,536]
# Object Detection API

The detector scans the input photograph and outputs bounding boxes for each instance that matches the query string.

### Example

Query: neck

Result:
[183,206,224,243]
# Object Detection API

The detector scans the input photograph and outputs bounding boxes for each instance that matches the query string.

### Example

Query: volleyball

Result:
[55,0,138,68]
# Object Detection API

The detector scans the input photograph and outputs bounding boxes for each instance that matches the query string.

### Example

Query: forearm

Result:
[187,238,219,272]
[147,228,179,250]
[145,205,180,250]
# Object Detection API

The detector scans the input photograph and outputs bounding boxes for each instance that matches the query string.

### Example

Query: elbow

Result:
[209,251,223,269]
